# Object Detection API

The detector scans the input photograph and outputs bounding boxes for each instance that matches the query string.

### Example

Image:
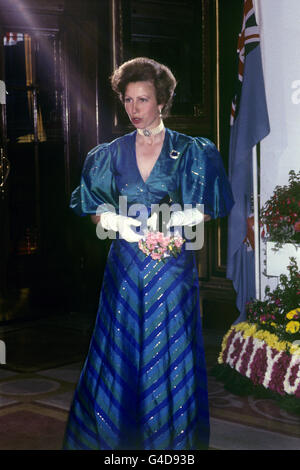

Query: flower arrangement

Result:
[213,257,300,409]
[138,231,185,261]
[217,322,300,398]
[260,170,300,249]
[246,257,300,343]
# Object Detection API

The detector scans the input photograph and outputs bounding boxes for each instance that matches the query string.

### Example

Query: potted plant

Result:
[246,257,300,343]
[260,170,300,276]
[214,258,300,410]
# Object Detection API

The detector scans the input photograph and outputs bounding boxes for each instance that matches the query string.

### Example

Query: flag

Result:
[226,0,270,324]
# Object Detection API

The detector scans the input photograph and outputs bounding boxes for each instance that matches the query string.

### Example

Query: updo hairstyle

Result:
[110,57,177,117]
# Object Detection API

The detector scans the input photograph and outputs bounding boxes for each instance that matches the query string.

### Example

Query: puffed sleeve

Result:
[70,143,119,216]
[180,137,234,218]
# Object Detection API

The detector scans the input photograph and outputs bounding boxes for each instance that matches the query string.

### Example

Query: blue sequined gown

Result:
[63,128,234,450]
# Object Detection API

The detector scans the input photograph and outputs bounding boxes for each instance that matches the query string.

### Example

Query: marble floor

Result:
[0,313,300,450]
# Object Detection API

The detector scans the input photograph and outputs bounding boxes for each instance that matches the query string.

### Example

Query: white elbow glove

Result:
[100,212,143,243]
[166,208,204,229]
[146,208,204,232]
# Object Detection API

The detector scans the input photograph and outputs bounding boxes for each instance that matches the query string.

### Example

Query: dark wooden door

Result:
[0,0,109,322]
[0,26,10,303]
[0,28,69,321]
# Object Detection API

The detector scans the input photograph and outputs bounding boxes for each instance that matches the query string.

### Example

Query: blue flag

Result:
[226,0,270,323]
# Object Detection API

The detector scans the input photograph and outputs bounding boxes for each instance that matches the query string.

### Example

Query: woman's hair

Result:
[110,57,177,117]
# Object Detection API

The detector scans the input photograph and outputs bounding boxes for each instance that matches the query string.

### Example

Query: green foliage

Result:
[260,170,300,248]
[211,364,300,414]
[246,257,300,342]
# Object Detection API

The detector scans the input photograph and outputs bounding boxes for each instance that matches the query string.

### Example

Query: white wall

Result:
[257,0,300,295]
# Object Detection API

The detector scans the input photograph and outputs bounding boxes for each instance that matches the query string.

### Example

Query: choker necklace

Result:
[137,120,164,138]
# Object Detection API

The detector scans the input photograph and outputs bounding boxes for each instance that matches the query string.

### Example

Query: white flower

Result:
[283,354,300,395]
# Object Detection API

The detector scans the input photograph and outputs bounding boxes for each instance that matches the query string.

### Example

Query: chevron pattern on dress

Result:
[63,240,209,450]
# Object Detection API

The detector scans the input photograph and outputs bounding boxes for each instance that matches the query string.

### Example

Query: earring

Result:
[159,108,162,118]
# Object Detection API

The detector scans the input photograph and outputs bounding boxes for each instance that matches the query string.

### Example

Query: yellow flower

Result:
[286,308,300,320]
[290,344,300,355]
[231,322,257,340]
[285,321,300,334]
[219,321,300,357]
[218,327,235,364]
[253,329,287,351]
[271,322,277,327]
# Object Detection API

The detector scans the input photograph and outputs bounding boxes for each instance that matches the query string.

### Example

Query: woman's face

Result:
[124,81,162,130]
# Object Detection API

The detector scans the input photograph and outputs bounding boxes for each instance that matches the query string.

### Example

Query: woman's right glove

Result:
[99,212,143,243]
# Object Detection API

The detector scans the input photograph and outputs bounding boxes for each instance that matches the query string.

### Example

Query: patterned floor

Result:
[0,314,300,450]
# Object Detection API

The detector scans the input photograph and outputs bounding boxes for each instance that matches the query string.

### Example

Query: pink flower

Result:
[139,231,185,261]
[160,237,171,248]
[151,252,162,260]
[294,220,300,232]
[147,232,158,243]
[146,239,155,250]
[174,238,183,248]
[155,232,165,242]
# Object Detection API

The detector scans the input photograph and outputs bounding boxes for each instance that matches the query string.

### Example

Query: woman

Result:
[63,57,234,450]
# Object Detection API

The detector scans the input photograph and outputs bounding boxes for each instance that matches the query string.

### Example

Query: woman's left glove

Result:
[146,208,204,232]
[166,208,204,228]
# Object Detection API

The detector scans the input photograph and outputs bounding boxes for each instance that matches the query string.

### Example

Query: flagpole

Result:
[252,144,261,300]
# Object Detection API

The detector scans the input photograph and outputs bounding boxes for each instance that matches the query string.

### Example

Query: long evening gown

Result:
[63,128,234,450]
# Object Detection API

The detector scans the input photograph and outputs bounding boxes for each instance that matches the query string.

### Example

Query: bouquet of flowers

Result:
[246,257,300,342]
[260,170,300,249]
[138,231,185,261]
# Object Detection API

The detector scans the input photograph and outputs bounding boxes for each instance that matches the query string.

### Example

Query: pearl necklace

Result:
[137,120,165,137]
